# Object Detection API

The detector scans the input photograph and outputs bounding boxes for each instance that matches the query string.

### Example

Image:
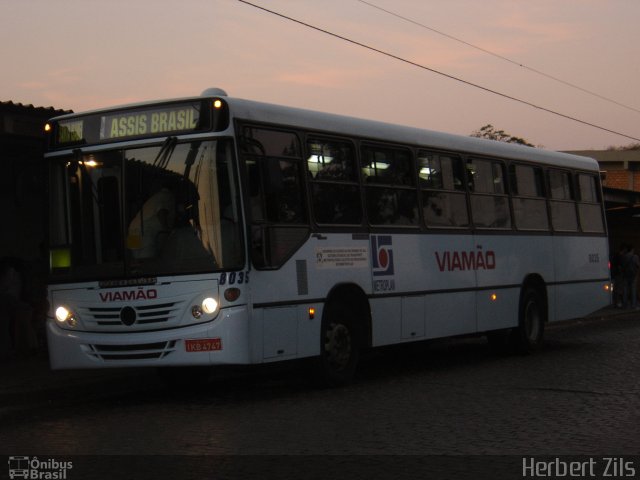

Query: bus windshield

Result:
[49,139,244,281]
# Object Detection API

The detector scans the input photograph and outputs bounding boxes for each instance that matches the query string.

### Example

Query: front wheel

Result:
[316,303,361,386]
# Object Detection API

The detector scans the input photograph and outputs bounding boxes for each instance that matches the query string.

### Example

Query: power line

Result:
[357,0,640,116]
[236,0,640,143]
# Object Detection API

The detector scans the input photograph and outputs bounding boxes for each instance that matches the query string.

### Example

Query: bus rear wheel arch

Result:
[487,280,547,354]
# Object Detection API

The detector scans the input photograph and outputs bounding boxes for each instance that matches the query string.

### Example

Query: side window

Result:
[509,164,549,231]
[361,145,418,226]
[548,169,578,232]
[417,151,469,228]
[240,125,309,269]
[241,126,305,224]
[467,158,511,229]
[307,139,362,225]
[577,173,605,233]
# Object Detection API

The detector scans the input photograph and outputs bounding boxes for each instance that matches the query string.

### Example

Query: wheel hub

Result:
[324,323,352,370]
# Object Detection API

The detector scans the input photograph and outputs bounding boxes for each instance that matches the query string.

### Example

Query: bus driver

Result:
[127,187,176,260]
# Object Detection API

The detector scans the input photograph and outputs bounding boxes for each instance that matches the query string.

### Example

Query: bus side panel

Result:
[552,235,609,321]
[475,235,554,332]
[258,304,324,361]
[370,297,402,346]
[262,306,298,360]
[297,304,323,358]
[251,233,371,360]
[425,292,476,339]
[415,233,477,339]
[402,296,425,339]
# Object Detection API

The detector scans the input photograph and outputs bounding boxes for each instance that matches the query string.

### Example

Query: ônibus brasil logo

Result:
[8,456,73,479]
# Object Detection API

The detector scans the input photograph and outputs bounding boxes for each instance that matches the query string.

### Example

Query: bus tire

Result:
[316,301,361,386]
[512,286,546,353]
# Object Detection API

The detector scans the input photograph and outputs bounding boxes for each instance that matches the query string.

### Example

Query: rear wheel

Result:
[512,286,545,353]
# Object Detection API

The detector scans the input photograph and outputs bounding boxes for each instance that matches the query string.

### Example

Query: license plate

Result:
[185,338,222,352]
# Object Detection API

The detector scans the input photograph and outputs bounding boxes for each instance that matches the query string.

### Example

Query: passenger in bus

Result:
[127,186,176,260]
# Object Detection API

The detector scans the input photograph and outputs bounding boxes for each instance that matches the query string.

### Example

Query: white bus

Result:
[45,88,610,384]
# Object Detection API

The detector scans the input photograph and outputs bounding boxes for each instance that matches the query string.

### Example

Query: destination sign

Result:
[57,119,84,144]
[50,100,218,147]
[100,104,200,140]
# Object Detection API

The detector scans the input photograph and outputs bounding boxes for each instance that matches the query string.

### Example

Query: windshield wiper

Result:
[152,136,178,170]
[72,149,100,205]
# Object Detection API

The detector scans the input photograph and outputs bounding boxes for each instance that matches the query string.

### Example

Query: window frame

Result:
[306,136,364,226]
[417,150,470,229]
[509,162,550,232]
[360,142,420,228]
[547,168,579,233]
[467,157,513,231]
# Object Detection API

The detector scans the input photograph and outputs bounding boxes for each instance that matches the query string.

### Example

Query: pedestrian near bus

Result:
[0,257,37,358]
[622,244,640,310]
[612,244,628,308]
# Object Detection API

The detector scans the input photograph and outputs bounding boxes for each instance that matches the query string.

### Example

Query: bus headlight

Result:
[191,297,219,320]
[202,297,218,315]
[55,306,77,327]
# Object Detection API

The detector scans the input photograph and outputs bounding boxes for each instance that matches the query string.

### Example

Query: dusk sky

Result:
[2,0,639,151]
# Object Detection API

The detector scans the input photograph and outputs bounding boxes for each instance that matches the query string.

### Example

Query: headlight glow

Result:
[55,306,77,327]
[55,306,71,323]
[202,297,218,315]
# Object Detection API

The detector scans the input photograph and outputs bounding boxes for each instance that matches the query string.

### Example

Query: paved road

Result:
[1,309,639,478]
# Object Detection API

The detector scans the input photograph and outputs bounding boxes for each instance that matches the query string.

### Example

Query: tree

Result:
[471,124,535,147]
[606,143,640,151]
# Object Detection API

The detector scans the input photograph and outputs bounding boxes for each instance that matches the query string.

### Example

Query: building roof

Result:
[565,149,640,164]
[1,101,72,137]
[0,100,71,116]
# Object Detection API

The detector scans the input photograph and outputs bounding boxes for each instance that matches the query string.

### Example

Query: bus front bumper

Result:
[46,305,251,370]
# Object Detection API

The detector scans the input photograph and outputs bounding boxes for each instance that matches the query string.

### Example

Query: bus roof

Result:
[49,91,599,172]
[225,96,599,172]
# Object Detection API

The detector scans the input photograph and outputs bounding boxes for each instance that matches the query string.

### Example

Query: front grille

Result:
[80,301,184,329]
[86,340,177,361]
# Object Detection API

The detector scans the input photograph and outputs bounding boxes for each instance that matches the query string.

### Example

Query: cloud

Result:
[275,67,371,89]
[18,81,47,91]
[489,10,583,50]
